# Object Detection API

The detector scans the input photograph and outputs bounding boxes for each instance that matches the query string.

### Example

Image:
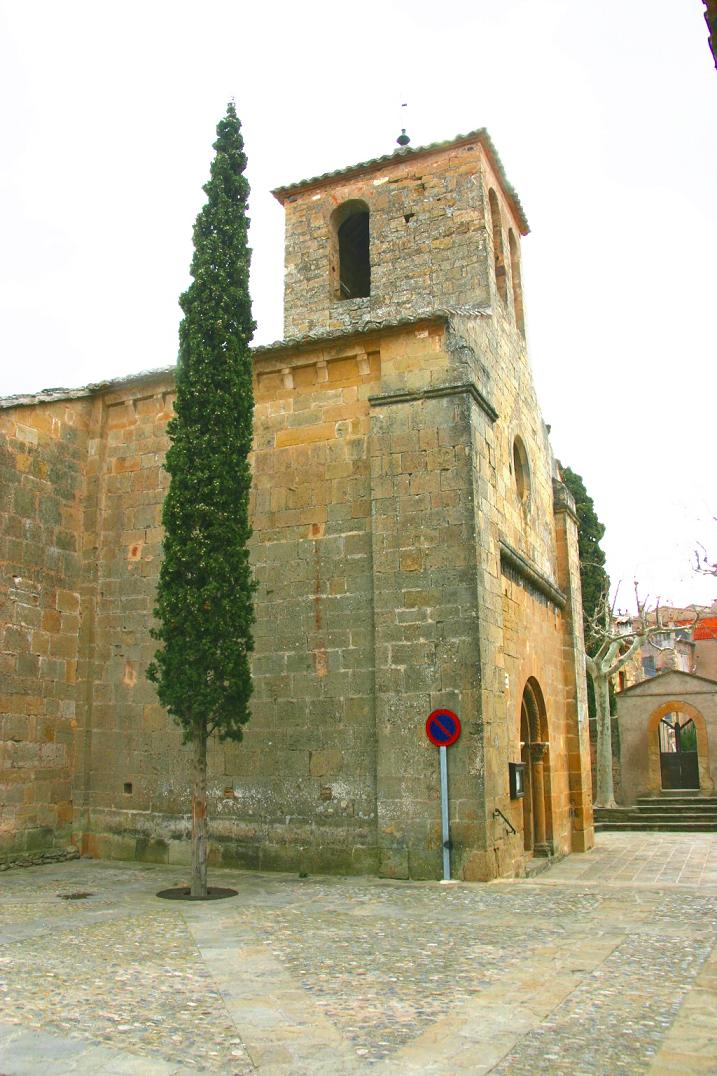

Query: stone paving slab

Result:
[0,833,715,1074]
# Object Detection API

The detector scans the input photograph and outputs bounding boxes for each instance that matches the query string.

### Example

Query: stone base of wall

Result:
[0,824,74,863]
[570,826,595,852]
[73,809,582,882]
[0,844,80,871]
[78,809,381,878]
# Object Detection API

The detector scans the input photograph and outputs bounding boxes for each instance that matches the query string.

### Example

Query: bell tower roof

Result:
[272,127,529,236]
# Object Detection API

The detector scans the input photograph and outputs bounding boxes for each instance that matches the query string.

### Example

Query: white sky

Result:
[1,0,715,610]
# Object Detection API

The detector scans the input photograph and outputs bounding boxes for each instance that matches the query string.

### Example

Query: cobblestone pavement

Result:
[0,833,715,1074]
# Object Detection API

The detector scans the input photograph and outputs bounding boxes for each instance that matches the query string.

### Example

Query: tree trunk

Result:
[191,723,208,897]
[593,672,617,808]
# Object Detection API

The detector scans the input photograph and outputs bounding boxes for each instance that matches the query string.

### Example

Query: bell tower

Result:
[272,129,529,340]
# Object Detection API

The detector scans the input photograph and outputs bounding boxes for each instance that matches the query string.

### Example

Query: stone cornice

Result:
[253,306,491,359]
[499,539,566,609]
[368,380,498,423]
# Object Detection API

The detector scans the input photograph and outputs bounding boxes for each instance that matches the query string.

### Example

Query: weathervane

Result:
[396,101,410,148]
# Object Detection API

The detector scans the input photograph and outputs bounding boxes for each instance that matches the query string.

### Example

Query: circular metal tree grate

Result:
[156,886,238,901]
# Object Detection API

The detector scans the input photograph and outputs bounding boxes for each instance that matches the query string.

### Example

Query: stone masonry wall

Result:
[219,332,384,873]
[445,303,593,870]
[553,484,594,852]
[72,336,385,871]
[79,320,497,878]
[368,345,484,880]
[0,400,90,861]
[279,139,499,339]
[75,377,180,864]
[0,308,593,877]
[0,134,593,878]
[273,137,595,880]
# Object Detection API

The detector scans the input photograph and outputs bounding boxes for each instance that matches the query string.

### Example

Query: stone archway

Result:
[520,678,553,855]
[646,700,714,795]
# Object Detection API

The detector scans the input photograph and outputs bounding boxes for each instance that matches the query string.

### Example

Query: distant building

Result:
[692,616,717,679]
[612,604,717,691]
[616,670,717,803]
[611,604,717,804]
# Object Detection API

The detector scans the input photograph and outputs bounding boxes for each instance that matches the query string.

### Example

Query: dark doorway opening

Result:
[659,712,699,789]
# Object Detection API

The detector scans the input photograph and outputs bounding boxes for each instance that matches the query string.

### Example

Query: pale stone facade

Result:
[616,670,717,804]
[0,130,594,878]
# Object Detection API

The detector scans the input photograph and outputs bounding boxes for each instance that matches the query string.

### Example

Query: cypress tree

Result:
[561,466,610,719]
[147,102,256,898]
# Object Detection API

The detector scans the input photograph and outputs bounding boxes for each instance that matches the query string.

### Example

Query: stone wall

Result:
[0,321,594,879]
[74,377,180,863]
[0,131,594,878]
[0,311,593,877]
[0,400,90,861]
[695,638,717,681]
[445,306,593,877]
[553,485,593,851]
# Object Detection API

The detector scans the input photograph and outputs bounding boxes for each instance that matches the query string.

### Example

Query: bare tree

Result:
[694,517,717,577]
[695,548,717,577]
[586,587,696,808]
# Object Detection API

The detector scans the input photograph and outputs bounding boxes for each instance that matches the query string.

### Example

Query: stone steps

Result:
[595,821,717,832]
[595,795,717,832]
[523,855,553,878]
[638,794,717,806]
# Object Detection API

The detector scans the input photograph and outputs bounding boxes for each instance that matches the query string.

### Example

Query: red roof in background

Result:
[693,618,717,641]
[674,616,717,640]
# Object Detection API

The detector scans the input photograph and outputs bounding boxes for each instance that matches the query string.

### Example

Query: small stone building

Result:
[0,129,594,880]
[616,670,717,804]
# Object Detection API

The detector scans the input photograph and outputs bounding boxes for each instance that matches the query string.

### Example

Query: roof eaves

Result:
[0,365,175,411]
[252,306,490,357]
[272,128,529,235]
[619,669,717,693]
[0,308,492,407]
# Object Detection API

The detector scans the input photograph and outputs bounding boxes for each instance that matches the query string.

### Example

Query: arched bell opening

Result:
[519,678,553,856]
[488,188,507,304]
[329,200,370,300]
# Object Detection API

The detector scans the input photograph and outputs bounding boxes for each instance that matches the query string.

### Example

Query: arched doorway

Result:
[520,678,552,855]
[658,710,699,789]
[646,700,712,795]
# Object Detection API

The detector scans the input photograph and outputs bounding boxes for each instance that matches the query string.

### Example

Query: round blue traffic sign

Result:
[425,709,461,747]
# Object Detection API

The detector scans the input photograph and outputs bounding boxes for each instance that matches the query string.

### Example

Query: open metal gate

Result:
[659,713,699,790]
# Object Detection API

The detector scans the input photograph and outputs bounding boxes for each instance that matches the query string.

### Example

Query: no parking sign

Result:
[425,709,462,748]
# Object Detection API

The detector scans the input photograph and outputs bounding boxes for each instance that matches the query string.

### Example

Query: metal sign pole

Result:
[439,744,450,881]
[425,710,460,884]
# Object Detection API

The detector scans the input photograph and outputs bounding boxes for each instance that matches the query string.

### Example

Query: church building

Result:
[0,129,594,880]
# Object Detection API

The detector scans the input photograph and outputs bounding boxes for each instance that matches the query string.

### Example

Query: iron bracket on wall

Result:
[493,807,517,835]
